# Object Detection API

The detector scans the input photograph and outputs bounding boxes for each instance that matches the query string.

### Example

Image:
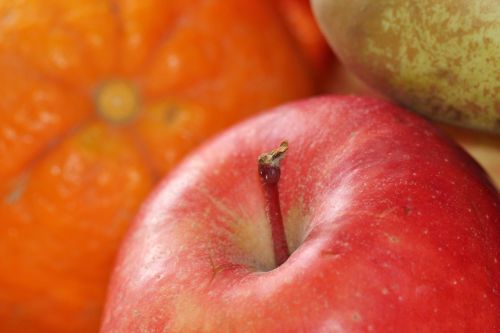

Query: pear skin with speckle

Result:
[313,0,500,133]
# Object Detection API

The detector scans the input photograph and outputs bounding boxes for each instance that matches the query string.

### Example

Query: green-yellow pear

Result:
[312,0,500,133]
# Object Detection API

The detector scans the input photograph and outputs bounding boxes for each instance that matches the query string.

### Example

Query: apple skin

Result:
[101,96,500,332]
[312,0,500,133]
[439,124,500,189]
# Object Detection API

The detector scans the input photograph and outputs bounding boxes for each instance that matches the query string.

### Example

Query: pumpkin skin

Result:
[278,0,334,78]
[0,1,315,332]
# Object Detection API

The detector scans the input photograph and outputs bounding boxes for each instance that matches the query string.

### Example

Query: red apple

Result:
[439,124,500,190]
[101,96,500,332]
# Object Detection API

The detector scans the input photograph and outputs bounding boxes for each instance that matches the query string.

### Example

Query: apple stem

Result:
[258,141,290,267]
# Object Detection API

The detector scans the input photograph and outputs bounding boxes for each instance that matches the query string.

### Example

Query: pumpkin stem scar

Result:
[96,80,140,124]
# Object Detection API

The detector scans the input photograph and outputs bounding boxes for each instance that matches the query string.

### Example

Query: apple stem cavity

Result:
[258,141,290,267]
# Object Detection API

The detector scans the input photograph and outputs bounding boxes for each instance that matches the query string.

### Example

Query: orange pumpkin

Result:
[278,0,334,79]
[0,1,315,332]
